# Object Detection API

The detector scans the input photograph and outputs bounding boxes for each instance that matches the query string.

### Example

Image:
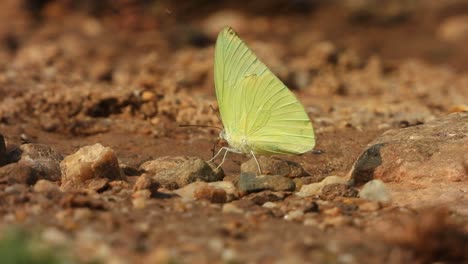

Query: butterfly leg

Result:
[208,147,228,162]
[215,148,232,170]
[250,151,262,175]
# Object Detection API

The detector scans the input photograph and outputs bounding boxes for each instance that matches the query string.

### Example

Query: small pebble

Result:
[359,179,392,203]
[284,210,304,221]
[262,202,278,209]
[303,218,319,227]
[33,179,60,193]
[323,207,341,216]
[222,203,244,214]
[359,201,381,212]
[132,197,147,209]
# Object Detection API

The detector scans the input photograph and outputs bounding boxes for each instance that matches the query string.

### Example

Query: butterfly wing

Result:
[214,27,315,155]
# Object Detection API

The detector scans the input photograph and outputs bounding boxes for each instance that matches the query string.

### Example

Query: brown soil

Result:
[0,1,467,263]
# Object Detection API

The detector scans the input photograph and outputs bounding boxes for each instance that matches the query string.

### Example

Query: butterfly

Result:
[209,27,315,173]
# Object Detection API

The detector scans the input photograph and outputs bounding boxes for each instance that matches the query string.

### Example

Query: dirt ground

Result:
[0,0,467,263]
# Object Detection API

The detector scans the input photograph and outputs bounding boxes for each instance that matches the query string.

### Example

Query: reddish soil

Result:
[0,1,467,263]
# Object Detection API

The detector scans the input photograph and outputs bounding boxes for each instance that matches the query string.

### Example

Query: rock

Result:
[359,201,381,212]
[262,202,278,209]
[208,181,239,201]
[296,175,348,197]
[437,15,468,42]
[238,172,295,194]
[293,175,327,191]
[320,183,359,201]
[248,191,287,205]
[0,163,38,185]
[132,190,152,209]
[284,210,304,221]
[349,113,467,211]
[33,179,60,193]
[174,182,227,203]
[241,156,307,178]
[18,143,63,181]
[349,144,384,185]
[60,144,123,190]
[359,179,392,204]
[140,156,188,175]
[149,157,223,190]
[87,178,110,192]
[133,174,160,196]
[296,182,322,197]
[350,113,467,185]
[222,203,244,214]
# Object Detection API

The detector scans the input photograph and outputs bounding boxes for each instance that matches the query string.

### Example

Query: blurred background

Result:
[2,0,468,69]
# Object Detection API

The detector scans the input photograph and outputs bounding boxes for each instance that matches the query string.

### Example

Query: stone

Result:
[174,182,227,203]
[60,144,123,190]
[359,201,381,212]
[208,181,239,201]
[238,172,295,194]
[149,157,224,189]
[350,113,467,185]
[320,183,359,201]
[18,143,63,181]
[133,174,160,196]
[248,191,287,205]
[359,179,392,204]
[296,175,348,197]
[437,15,468,42]
[296,182,321,197]
[284,210,304,221]
[241,156,307,178]
[0,163,38,185]
[349,113,467,211]
[33,179,60,193]
[87,178,110,192]
[222,203,244,214]
[349,144,384,186]
[140,156,189,175]
[262,202,278,209]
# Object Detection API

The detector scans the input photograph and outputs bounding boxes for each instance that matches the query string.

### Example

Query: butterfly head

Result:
[219,130,226,141]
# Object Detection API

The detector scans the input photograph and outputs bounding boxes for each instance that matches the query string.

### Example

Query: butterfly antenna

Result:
[179,124,223,130]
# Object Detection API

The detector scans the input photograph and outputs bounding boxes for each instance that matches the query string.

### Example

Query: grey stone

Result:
[359,179,391,203]
[238,172,295,194]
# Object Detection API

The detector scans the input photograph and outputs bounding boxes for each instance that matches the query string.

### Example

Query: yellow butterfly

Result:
[210,27,315,173]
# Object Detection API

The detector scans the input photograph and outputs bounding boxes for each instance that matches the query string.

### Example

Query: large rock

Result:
[60,143,124,190]
[144,157,224,190]
[349,113,468,213]
[241,156,308,178]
